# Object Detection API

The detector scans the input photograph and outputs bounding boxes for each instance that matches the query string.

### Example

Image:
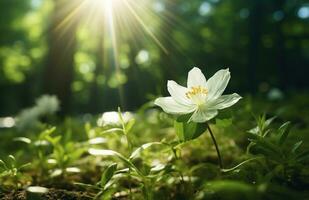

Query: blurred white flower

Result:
[155,67,241,123]
[16,95,60,130]
[0,117,15,128]
[16,108,41,130]
[267,88,284,101]
[35,95,60,115]
[97,111,134,126]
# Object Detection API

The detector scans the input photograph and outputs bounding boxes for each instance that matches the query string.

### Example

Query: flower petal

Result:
[189,109,218,123]
[206,69,230,100]
[167,81,192,105]
[187,67,207,88]
[210,93,242,110]
[154,97,195,114]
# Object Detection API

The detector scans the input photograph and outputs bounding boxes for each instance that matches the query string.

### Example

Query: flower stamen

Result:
[186,86,208,99]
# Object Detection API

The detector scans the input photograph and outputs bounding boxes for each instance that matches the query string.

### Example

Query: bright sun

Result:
[55,0,167,54]
[93,0,119,12]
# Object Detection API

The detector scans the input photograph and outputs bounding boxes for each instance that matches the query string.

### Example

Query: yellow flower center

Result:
[185,86,208,101]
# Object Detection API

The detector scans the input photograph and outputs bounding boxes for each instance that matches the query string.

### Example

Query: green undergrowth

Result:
[0,94,309,200]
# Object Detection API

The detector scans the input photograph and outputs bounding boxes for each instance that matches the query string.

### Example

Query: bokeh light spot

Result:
[199,2,212,16]
[298,6,309,19]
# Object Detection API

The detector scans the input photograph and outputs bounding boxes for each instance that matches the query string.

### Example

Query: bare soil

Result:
[0,189,92,200]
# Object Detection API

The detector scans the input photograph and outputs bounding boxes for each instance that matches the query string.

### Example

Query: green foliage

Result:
[174,114,207,142]
[247,116,307,162]
[76,163,118,200]
[43,128,85,177]
[198,180,258,200]
[1,97,309,199]
[0,1,308,198]
[247,116,309,186]
[0,155,31,189]
[100,163,117,188]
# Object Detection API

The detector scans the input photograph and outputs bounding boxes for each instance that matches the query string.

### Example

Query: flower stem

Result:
[206,123,223,169]
[171,146,185,183]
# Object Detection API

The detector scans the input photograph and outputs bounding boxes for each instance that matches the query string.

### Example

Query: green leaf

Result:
[129,142,166,160]
[247,133,281,157]
[249,116,276,136]
[248,126,259,135]
[262,130,271,137]
[45,135,61,146]
[88,149,142,176]
[296,150,309,162]
[264,116,276,128]
[0,159,8,170]
[39,127,56,140]
[174,114,207,142]
[74,182,101,190]
[201,180,256,200]
[8,155,16,167]
[8,155,16,162]
[13,137,31,144]
[101,128,124,135]
[0,171,11,178]
[125,119,135,134]
[94,191,104,200]
[19,163,31,170]
[291,141,302,154]
[278,122,291,145]
[101,163,117,188]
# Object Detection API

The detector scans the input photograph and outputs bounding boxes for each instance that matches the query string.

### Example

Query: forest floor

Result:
[0,93,309,200]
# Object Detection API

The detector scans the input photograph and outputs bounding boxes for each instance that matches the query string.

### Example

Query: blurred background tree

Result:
[0,0,308,115]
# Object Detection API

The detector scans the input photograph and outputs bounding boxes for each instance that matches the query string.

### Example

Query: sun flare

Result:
[52,0,171,108]
[81,0,167,53]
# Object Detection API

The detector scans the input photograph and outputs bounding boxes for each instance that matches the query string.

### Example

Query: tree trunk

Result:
[248,0,263,93]
[274,0,287,90]
[43,0,81,115]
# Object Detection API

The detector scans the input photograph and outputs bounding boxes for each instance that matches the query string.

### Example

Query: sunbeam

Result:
[122,0,168,54]
[51,0,187,108]
[104,0,126,108]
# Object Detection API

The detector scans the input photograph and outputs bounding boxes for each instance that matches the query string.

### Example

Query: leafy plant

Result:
[247,115,309,185]
[0,155,31,190]
[76,163,118,200]
[174,114,207,142]
[43,129,85,177]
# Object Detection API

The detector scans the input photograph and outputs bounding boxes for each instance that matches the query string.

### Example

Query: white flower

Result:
[97,111,134,126]
[155,67,242,123]
[35,95,60,115]
[16,95,60,130]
